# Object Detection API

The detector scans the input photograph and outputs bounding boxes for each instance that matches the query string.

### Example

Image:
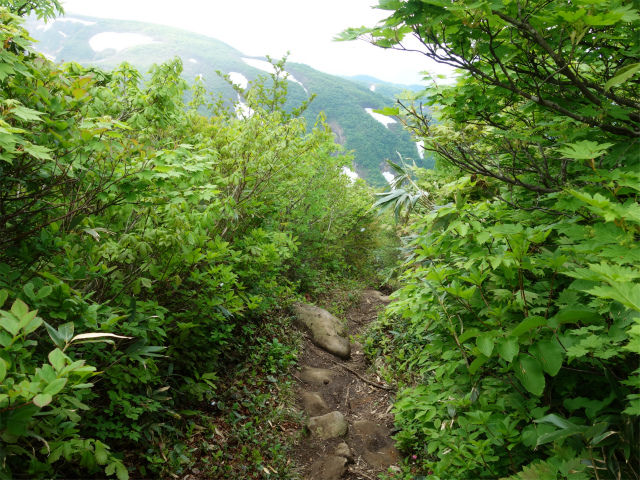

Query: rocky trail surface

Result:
[291,291,399,480]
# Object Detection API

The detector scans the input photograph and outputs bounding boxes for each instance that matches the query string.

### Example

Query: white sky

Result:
[60,0,453,85]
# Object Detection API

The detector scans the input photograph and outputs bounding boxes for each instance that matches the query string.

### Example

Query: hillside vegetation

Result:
[0,4,386,478]
[24,13,433,185]
[341,0,640,479]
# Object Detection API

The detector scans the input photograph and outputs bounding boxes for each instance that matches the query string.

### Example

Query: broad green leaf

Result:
[459,328,481,343]
[115,461,129,480]
[48,348,67,371]
[43,378,68,396]
[587,283,640,312]
[94,441,109,465]
[10,105,45,122]
[476,334,495,357]
[469,353,489,374]
[509,316,547,337]
[0,358,6,382]
[6,404,39,436]
[534,340,563,376]
[548,306,601,329]
[10,299,28,319]
[605,63,640,91]
[0,289,7,308]
[58,322,74,342]
[514,355,545,396]
[557,140,613,159]
[496,337,519,362]
[33,393,53,407]
[0,311,19,336]
[45,322,65,349]
[22,144,53,160]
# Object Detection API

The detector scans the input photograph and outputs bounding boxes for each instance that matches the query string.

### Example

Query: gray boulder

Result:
[307,411,348,439]
[293,304,351,360]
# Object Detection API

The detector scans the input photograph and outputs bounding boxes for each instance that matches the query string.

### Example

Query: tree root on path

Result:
[328,359,394,391]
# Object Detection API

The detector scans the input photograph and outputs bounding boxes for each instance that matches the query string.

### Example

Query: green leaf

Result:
[0,311,19,336]
[459,329,482,343]
[115,462,129,480]
[43,378,68,396]
[0,358,6,382]
[45,322,65,349]
[557,140,613,159]
[58,322,74,342]
[22,144,53,160]
[32,393,53,407]
[6,404,39,435]
[587,283,640,312]
[469,353,489,374]
[514,355,545,396]
[94,441,109,465]
[534,340,563,376]
[509,316,547,337]
[48,348,67,371]
[496,337,519,362]
[0,289,7,308]
[476,334,495,357]
[548,306,601,329]
[10,299,28,319]
[605,63,640,91]
[10,105,45,122]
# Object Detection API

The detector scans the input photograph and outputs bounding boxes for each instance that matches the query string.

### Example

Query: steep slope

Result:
[26,15,431,185]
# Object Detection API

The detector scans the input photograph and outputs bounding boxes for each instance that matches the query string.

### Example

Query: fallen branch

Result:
[329,359,394,391]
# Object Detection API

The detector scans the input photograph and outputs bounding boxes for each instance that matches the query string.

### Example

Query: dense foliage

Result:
[342,0,640,479]
[0,9,381,478]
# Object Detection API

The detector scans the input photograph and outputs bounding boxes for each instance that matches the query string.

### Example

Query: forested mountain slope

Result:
[25,14,432,185]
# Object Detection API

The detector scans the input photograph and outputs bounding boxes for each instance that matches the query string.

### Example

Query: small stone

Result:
[307,411,348,439]
[307,455,348,480]
[333,443,354,463]
[300,367,335,386]
[301,392,331,417]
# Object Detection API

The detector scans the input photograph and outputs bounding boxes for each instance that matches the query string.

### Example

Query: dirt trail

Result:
[290,290,398,480]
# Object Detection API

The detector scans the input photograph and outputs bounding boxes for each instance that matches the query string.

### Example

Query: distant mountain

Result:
[341,75,426,98]
[25,15,433,185]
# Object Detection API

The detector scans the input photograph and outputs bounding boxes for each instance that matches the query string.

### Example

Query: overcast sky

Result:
[59,0,453,85]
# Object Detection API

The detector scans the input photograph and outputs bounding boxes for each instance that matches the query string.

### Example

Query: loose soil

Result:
[290,290,398,480]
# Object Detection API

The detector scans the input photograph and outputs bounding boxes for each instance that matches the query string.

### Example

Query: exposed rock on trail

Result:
[293,304,351,360]
[292,292,398,479]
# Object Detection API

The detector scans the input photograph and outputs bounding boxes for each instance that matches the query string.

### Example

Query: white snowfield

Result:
[36,17,96,32]
[228,72,249,89]
[382,171,394,183]
[89,32,157,53]
[188,58,198,64]
[370,85,376,92]
[241,58,309,95]
[365,108,397,128]
[341,166,359,182]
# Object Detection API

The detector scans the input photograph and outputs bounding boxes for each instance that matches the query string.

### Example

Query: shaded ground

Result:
[290,290,398,480]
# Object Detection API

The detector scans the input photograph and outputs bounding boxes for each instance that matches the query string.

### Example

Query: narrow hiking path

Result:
[290,290,399,480]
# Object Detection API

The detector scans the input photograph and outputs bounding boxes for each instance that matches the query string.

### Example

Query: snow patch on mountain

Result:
[228,72,248,89]
[342,167,359,182]
[382,171,394,183]
[365,108,396,128]
[370,85,376,92]
[36,17,96,32]
[242,58,308,95]
[89,32,157,53]
[58,31,67,37]
[189,58,198,64]
[416,140,425,159]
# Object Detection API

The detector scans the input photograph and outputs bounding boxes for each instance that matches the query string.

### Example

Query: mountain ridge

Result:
[26,14,433,184]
